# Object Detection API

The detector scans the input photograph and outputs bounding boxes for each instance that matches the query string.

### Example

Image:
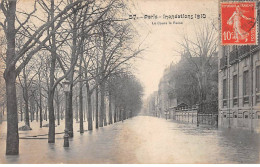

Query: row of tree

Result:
[0,0,143,155]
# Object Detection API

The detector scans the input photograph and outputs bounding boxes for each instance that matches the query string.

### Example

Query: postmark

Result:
[221,1,257,45]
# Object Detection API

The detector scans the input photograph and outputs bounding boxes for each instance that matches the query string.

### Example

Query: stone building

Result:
[146,64,178,119]
[218,45,260,132]
[218,2,260,132]
[147,91,159,117]
[158,65,177,119]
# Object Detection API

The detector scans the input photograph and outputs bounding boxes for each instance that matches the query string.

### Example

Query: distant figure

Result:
[227,5,252,42]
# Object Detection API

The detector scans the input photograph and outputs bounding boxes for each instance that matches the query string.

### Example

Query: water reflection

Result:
[0,116,259,163]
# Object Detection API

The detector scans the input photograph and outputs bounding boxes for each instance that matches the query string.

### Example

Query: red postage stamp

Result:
[221,1,257,45]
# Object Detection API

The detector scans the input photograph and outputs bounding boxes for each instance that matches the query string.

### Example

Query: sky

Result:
[12,0,218,99]
[127,0,218,99]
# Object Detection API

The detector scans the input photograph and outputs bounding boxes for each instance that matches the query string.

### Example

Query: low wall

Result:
[174,110,218,126]
[219,109,260,133]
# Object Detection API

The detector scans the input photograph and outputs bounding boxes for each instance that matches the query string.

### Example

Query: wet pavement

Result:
[0,116,259,163]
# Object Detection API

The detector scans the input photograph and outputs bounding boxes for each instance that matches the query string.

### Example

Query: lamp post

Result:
[63,79,70,147]
[165,110,168,120]
[196,104,199,127]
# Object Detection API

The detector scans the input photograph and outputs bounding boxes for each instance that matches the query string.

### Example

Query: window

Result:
[244,58,248,67]
[233,75,238,97]
[223,79,227,99]
[243,70,249,104]
[257,112,260,119]
[256,66,260,93]
[257,95,260,103]
[233,75,238,106]
[233,112,237,118]
[243,111,249,119]
[223,79,227,107]
[243,70,249,96]
[233,64,237,72]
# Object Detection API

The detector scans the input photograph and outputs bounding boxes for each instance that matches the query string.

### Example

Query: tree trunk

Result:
[99,24,107,127]
[57,107,60,126]
[36,105,39,122]
[5,69,19,155]
[85,74,93,130]
[104,107,107,126]
[99,83,105,127]
[67,11,77,138]
[68,89,73,137]
[61,111,64,120]
[75,96,78,122]
[79,88,84,133]
[65,92,70,132]
[48,0,57,143]
[20,99,23,122]
[56,97,60,126]
[87,92,93,130]
[4,0,19,155]
[2,102,4,116]
[45,105,48,121]
[83,107,86,121]
[79,59,84,133]
[39,95,42,128]
[114,106,117,123]
[47,65,56,142]
[30,101,33,122]
[109,91,113,124]
[95,87,99,129]
[119,108,122,121]
[0,110,2,124]
[48,89,55,143]
[23,68,30,127]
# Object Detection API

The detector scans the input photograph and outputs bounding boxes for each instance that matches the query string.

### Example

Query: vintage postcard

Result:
[0,0,259,164]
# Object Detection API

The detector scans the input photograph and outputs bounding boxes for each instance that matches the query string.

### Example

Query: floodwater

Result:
[0,116,259,164]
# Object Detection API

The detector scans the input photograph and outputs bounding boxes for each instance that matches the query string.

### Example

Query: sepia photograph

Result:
[0,0,259,164]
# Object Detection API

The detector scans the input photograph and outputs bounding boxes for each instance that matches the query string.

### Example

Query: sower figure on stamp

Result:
[227,5,252,42]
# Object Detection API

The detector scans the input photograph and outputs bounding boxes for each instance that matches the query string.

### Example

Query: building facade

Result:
[218,45,260,132]
[146,64,178,119]
[158,66,178,119]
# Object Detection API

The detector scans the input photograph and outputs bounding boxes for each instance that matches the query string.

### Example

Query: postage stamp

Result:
[221,1,257,45]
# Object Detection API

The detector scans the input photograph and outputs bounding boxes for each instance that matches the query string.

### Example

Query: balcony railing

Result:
[251,45,260,55]
[223,99,227,107]
[238,45,250,60]
[229,49,238,65]
[220,56,227,70]
[220,45,259,70]
[243,96,249,104]
[233,98,238,106]
[228,45,259,66]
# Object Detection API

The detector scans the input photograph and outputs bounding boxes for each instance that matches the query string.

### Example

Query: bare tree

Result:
[18,62,39,128]
[0,0,96,155]
[178,22,218,105]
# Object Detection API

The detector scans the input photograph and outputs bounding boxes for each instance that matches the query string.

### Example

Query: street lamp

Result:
[196,104,199,127]
[63,79,70,147]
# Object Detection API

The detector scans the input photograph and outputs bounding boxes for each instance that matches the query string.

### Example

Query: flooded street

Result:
[0,116,259,164]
